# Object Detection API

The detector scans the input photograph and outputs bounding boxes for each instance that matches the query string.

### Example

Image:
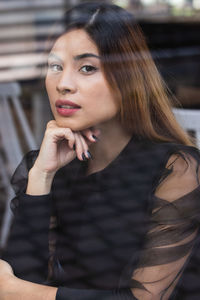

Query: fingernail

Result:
[82,153,87,161]
[86,150,93,160]
[92,134,99,141]
[73,144,76,151]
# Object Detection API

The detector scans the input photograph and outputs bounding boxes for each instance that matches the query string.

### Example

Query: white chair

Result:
[0,82,38,249]
[173,108,200,149]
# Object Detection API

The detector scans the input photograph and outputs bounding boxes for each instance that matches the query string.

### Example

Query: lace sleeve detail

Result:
[10,150,39,195]
[131,151,200,300]
[9,150,39,212]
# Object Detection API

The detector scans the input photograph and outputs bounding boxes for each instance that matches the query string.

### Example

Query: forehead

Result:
[51,29,99,55]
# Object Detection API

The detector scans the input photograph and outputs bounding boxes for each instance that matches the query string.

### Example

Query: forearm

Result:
[1,275,57,300]
[26,166,56,195]
[2,191,51,282]
[0,261,136,300]
[1,277,136,300]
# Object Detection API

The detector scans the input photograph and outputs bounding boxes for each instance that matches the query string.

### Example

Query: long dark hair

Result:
[51,1,193,146]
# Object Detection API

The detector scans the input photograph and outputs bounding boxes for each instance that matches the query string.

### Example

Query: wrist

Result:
[0,273,16,300]
[29,166,56,181]
[26,167,56,195]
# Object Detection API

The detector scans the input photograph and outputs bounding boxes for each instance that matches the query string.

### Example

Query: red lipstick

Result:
[55,100,81,117]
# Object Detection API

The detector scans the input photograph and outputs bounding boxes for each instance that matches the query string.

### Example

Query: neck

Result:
[87,118,132,176]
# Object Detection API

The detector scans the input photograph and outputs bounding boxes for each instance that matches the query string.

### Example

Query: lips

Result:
[56,99,81,109]
[55,99,81,117]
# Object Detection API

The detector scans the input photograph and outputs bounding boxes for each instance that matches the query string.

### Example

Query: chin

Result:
[55,118,90,131]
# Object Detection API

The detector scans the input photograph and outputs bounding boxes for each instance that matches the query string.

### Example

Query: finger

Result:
[92,127,101,140]
[64,129,75,150]
[79,133,92,160]
[74,133,85,161]
[46,127,75,149]
[81,128,101,142]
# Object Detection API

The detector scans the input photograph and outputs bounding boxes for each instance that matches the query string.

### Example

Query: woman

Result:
[1,2,200,299]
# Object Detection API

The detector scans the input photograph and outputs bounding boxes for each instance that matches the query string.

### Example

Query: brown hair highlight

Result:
[63,2,194,146]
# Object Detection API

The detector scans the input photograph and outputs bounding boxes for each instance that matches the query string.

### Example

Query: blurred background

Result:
[0,0,200,251]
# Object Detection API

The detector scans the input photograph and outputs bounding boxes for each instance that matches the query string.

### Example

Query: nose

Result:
[56,70,77,95]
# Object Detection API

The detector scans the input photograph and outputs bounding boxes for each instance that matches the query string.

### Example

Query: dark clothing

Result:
[2,137,200,299]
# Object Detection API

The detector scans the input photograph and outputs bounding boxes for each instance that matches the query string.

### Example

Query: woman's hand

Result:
[33,120,100,175]
[26,120,100,195]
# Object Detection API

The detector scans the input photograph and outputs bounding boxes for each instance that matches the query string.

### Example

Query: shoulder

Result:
[148,140,200,174]
[155,144,200,201]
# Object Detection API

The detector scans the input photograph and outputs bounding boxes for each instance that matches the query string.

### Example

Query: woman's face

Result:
[45,29,119,131]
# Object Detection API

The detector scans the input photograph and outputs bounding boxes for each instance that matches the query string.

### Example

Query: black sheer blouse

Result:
[2,137,200,300]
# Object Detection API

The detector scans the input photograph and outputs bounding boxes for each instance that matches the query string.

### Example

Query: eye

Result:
[48,63,63,72]
[80,65,98,74]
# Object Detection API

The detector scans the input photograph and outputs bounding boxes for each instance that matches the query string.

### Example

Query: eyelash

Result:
[79,65,98,74]
[48,63,98,74]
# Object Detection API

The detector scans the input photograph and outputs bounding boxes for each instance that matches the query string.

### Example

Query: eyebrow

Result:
[48,52,101,63]
[74,53,101,60]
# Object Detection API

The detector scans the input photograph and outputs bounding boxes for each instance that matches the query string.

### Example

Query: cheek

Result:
[45,75,49,91]
[86,92,119,121]
[45,77,57,113]
[87,81,118,113]
[45,79,51,99]
[83,76,113,103]
[45,75,56,96]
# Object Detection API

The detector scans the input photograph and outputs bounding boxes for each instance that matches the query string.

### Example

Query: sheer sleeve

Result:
[130,151,200,300]
[2,148,200,300]
[9,150,39,196]
[55,150,200,300]
[1,151,52,283]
